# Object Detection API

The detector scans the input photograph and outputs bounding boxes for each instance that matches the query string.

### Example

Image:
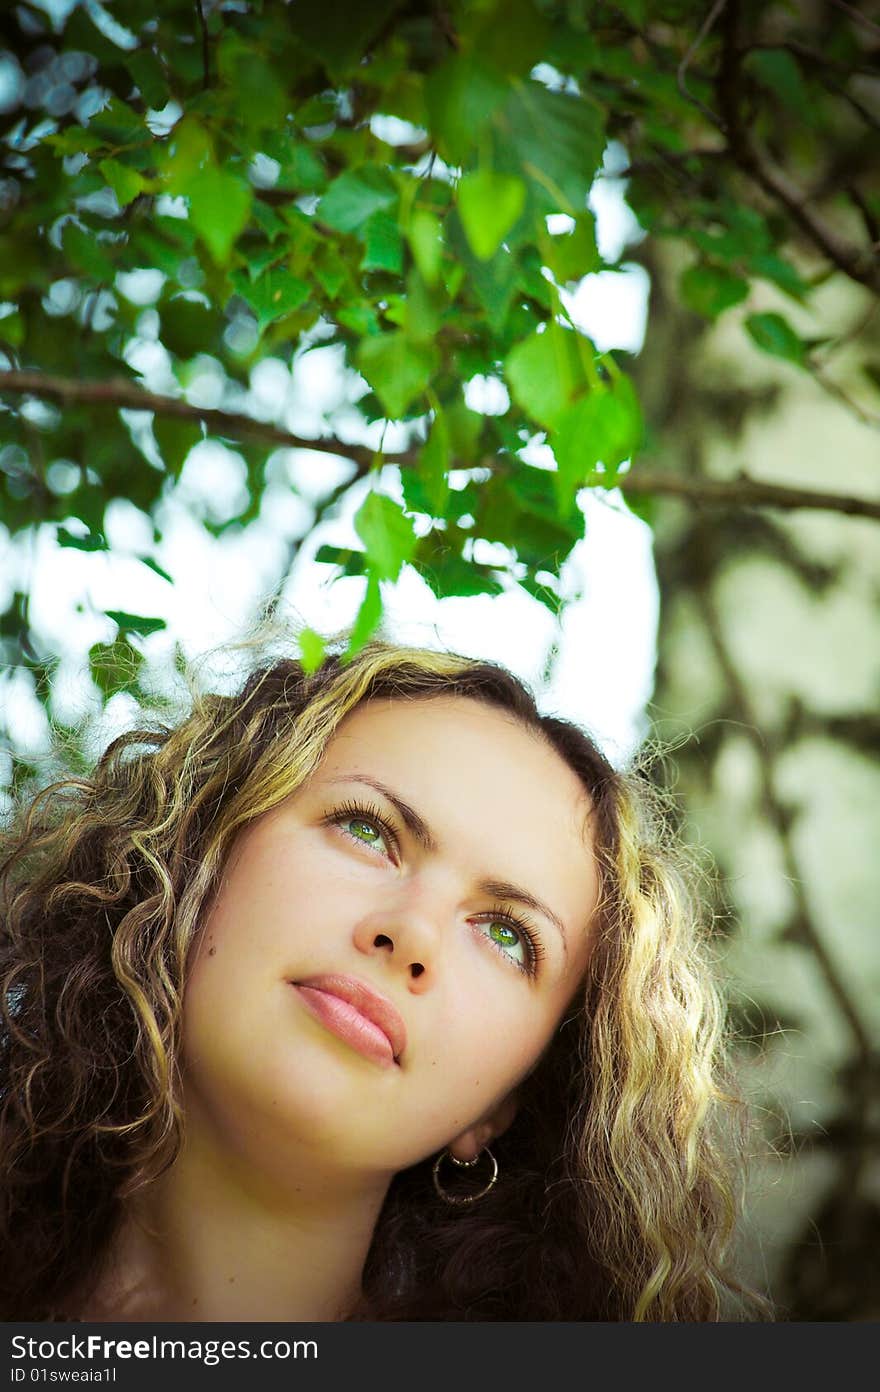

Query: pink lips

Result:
[291,974,407,1067]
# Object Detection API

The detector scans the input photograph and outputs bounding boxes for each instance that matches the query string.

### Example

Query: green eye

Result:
[347,817,382,844]
[483,918,527,967]
[488,922,519,949]
[329,803,396,856]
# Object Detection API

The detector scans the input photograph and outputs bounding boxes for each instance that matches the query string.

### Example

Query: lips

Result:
[291,973,407,1064]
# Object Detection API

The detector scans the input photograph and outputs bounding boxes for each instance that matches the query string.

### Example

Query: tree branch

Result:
[716,0,880,293]
[614,467,880,520]
[695,568,875,1076]
[0,369,383,472]
[2,369,879,520]
[746,157,880,292]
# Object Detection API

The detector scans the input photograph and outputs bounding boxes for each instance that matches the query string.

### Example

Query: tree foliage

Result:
[0,0,877,766]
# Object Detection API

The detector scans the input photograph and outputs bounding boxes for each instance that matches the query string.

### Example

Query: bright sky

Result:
[1,147,656,793]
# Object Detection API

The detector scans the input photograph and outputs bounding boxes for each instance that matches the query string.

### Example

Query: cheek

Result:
[424,994,555,1101]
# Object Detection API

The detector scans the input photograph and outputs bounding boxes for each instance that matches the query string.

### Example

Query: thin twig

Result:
[748,158,880,293]
[195,0,210,89]
[676,0,728,128]
[806,360,880,428]
[715,1,880,294]
[827,0,880,40]
[847,186,880,248]
[2,369,880,520]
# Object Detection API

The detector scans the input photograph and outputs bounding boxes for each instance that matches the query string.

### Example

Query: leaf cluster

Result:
[0,0,876,717]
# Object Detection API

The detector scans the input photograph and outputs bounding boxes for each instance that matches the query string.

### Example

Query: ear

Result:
[446,1091,519,1164]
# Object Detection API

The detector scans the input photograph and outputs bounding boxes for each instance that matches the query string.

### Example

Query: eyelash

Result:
[325,799,400,856]
[323,800,545,978]
[478,903,545,979]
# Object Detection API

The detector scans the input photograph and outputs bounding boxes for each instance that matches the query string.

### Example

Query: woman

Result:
[0,632,767,1321]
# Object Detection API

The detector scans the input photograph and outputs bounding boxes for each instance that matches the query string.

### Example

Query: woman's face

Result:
[182,695,600,1184]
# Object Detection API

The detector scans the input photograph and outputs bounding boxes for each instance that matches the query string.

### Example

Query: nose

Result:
[352,878,446,991]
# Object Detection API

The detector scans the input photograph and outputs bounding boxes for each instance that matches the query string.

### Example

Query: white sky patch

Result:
[464,376,510,416]
[562,263,650,354]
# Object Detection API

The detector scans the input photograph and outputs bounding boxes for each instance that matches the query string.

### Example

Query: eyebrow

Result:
[326,774,438,849]
[325,773,569,958]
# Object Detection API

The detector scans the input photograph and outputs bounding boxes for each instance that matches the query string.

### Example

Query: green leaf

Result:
[747,50,812,120]
[545,213,600,282]
[160,117,214,193]
[87,97,145,146]
[314,545,367,576]
[361,211,404,274]
[417,533,504,599]
[458,171,527,261]
[57,526,108,553]
[125,47,168,108]
[218,40,288,132]
[403,270,443,344]
[106,610,167,638]
[44,125,105,155]
[159,297,218,359]
[187,166,253,265]
[751,253,809,302]
[445,400,483,462]
[500,82,605,215]
[313,248,349,299]
[232,266,310,330]
[0,312,23,347]
[506,464,582,539]
[318,165,397,233]
[272,140,327,194]
[419,409,451,515]
[344,573,384,660]
[288,0,403,77]
[141,557,174,585]
[408,209,443,287]
[680,264,749,319]
[154,417,202,474]
[468,0,550,79]
[356,331,438,418]
[99,158,150,208]
[446,213,518,332]
[338,302,381,336]
[252,200,288,243]
[61,222,117,282]
[425,54,510,164]
[298,627,326,673]
[552,376,642,507]
[354,491,417,581]
[89,637,143,699]
[505,325,587,430]
[745,312,806,366]
[479,474,580,564]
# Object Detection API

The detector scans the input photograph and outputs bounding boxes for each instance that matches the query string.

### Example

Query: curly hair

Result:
[0,630,768,1321]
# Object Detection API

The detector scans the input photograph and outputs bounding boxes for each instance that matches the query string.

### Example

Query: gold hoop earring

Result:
[432,1146,499,1205]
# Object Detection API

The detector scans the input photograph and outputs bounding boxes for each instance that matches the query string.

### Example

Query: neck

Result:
[74,1122,390,1322]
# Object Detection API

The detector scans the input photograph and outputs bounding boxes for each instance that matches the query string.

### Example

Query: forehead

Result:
[313,695,598,927]
[321,695,589,805]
